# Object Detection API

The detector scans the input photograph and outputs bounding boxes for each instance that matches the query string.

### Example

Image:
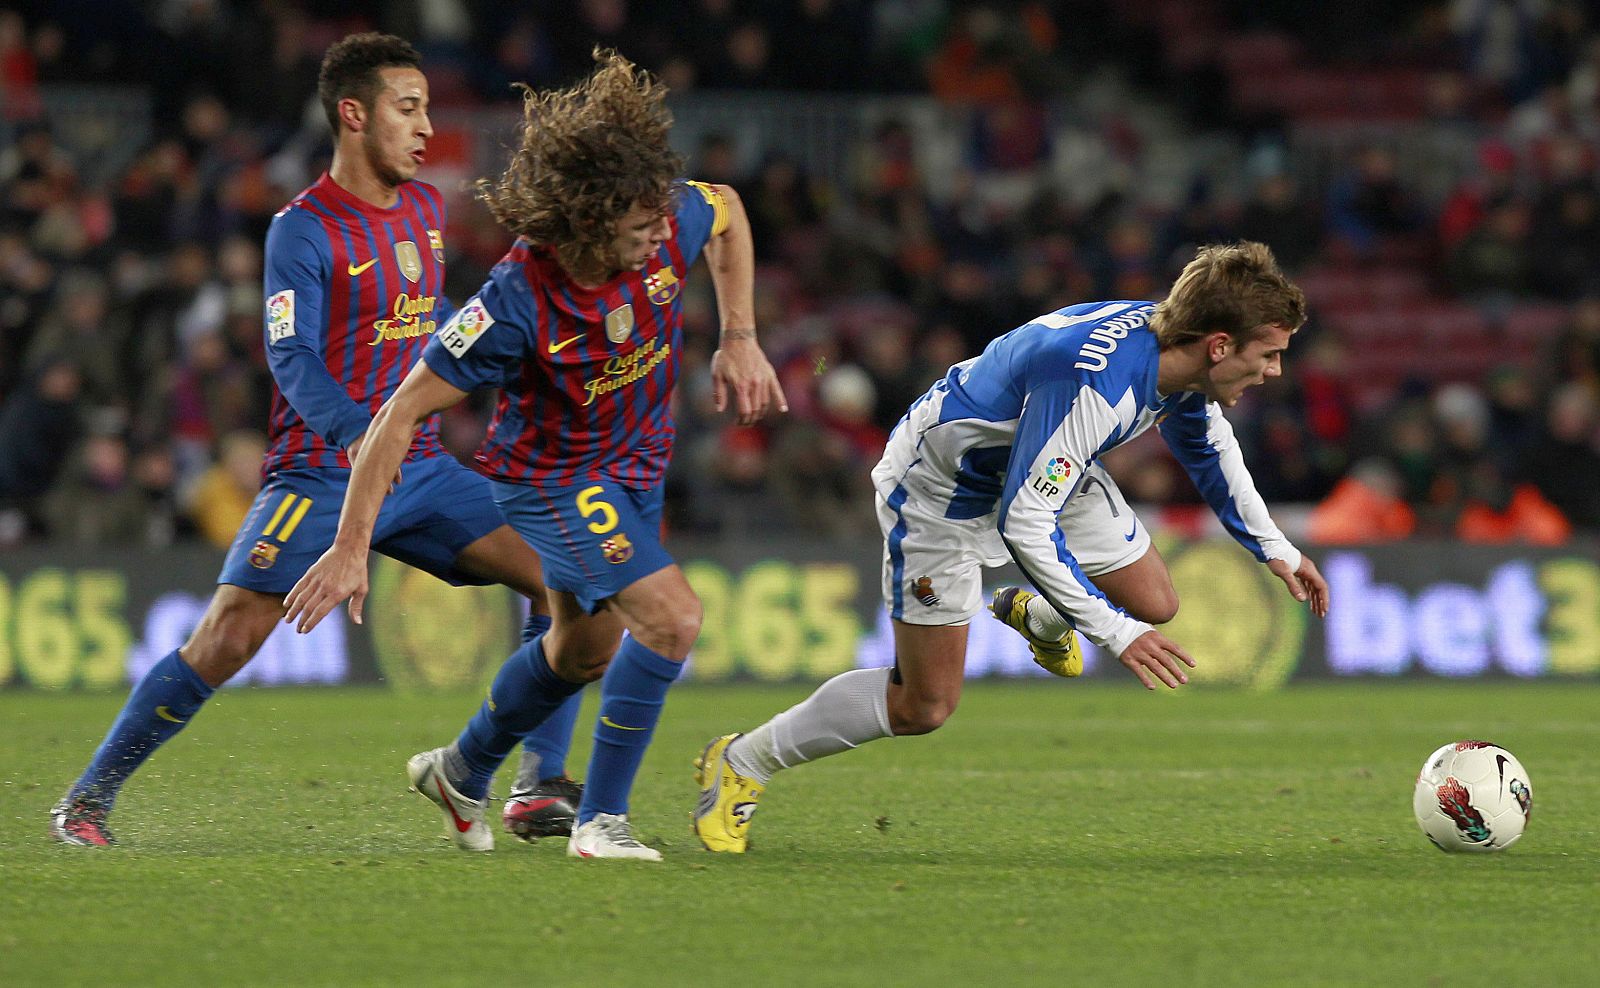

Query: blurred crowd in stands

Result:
[3,0,1600,550]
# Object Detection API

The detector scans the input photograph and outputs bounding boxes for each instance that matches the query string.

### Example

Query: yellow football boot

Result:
[693,734,765,853]
[990,586,1083,677]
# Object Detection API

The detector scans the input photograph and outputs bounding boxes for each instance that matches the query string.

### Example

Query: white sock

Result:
[727,667,893,783]
[1024,593,1073,639]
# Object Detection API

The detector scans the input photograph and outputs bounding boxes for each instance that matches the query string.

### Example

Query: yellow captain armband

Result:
[684,180,730,236]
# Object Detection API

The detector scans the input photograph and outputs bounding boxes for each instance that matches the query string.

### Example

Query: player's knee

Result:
[889,694,958,736]
[183,600,273,685]
[636,599,702,659]
[1127,586,1180,625]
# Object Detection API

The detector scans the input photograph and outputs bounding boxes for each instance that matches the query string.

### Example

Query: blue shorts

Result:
[217,456,507,594]
[491,479,674,613]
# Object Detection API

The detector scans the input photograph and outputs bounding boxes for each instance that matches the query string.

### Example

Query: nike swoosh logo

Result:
[429,772,474,833]
[347,258,378,277]
[1496,754,1509,788]
[1123,520,1138,542]
[154,706,186,724]
[601,715,647,732]
[547,335,582,355]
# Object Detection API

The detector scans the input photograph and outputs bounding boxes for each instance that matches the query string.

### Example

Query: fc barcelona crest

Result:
[394,241,422,283]
[600,533,634,564]
[427,229,445,263]
[249,540,280,570]
[644,267,679,305]
[604,304,634,344]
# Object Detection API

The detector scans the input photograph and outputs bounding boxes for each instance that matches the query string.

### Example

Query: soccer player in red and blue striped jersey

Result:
[287,50,788,858]
[50,34,573,847]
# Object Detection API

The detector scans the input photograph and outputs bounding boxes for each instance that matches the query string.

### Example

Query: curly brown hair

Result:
[478,49,684,272]
[1151,241,1307,350]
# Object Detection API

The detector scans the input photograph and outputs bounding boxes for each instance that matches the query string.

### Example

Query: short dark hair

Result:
[317,32,421,134]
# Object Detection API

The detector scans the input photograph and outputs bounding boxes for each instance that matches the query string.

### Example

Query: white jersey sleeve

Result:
[1158,395,1301,569]
[996,376,1155,657]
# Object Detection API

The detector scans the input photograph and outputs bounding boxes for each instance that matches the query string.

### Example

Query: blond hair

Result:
[476,49,683,272]
[1151,242,1306,349]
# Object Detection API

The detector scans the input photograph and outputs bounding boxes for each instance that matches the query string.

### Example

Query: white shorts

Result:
[877,462,1151,625]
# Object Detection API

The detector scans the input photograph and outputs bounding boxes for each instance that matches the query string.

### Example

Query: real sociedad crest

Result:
[645,267,679,305]
[394,241,422,282]
[605,303,634,343]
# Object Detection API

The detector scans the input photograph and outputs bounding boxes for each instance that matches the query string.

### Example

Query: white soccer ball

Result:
[1412,740,1532,852]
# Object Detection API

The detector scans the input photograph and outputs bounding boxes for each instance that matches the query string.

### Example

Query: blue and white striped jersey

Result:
[871,300,1300,655]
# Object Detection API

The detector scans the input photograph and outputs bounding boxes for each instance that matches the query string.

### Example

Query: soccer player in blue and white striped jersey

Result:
[695,241,1332,853]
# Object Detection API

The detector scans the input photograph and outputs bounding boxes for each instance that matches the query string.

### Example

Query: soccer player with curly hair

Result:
[286,50,787,859]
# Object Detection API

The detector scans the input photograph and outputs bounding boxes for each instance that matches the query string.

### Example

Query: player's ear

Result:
[338,96,367,134]
[1206,331,1232,362]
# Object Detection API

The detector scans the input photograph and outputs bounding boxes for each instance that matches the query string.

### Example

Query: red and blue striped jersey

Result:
[261,172,452,476]
[422,180,728,490]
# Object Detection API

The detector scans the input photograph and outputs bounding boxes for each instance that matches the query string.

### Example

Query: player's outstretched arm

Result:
[1267,554,1330,618]
[702,183,787,425]
[283,362,468,633]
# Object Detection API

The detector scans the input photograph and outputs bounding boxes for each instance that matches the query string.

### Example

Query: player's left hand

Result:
[711,335,788,426]
[1267,555,1329,618]
[283,542,370,633]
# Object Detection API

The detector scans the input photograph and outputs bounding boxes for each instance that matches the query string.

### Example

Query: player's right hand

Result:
[1116,630,1196,690]
[283,542,370,633]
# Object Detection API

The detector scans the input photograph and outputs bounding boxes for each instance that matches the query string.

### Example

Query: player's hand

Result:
[1116,630,1196,690]
[1267,555,1329,618]
[283,542,370,633]
[711,335,788,426]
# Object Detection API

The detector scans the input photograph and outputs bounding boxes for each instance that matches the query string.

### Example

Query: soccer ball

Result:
[1412,740,1532,852]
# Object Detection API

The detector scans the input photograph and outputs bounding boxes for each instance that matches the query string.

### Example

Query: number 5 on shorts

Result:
[577,485,619,534]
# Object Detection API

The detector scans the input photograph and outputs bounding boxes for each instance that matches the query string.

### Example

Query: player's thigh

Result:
[181,583,287,686]
[217,470,349,596]
[373,456,517,589]
[450,524,548,603]
[1056,463,1150,572]
[604,564,702,659]
[491,478,677,618]
[543,588,624,681]
[876,490,988,626]
[1089,542,1179,624]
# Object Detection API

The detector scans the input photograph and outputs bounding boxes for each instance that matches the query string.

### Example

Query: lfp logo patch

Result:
[266,290,295,344]
[437,298,495,357]
[1044,457,1071,484]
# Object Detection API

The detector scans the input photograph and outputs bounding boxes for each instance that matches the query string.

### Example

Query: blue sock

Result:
[577,636,684,824]
[515,607,579,776]
[521,611,552,643]
[69,650,215,809]
[517,611,578,781]
[453,636,582,800]
[521,691,580,781]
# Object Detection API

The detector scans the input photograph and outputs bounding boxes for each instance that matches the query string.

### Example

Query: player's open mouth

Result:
[410,150,425,164]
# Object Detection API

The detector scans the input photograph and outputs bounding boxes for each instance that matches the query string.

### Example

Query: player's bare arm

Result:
[283,362,468,632]
[702,183,787,425]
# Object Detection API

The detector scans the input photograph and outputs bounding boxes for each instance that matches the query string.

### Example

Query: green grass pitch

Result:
[4,682,1597,986]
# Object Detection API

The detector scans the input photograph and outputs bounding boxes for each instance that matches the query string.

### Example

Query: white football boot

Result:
[406,748,493,852]
[567,812,662,861]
